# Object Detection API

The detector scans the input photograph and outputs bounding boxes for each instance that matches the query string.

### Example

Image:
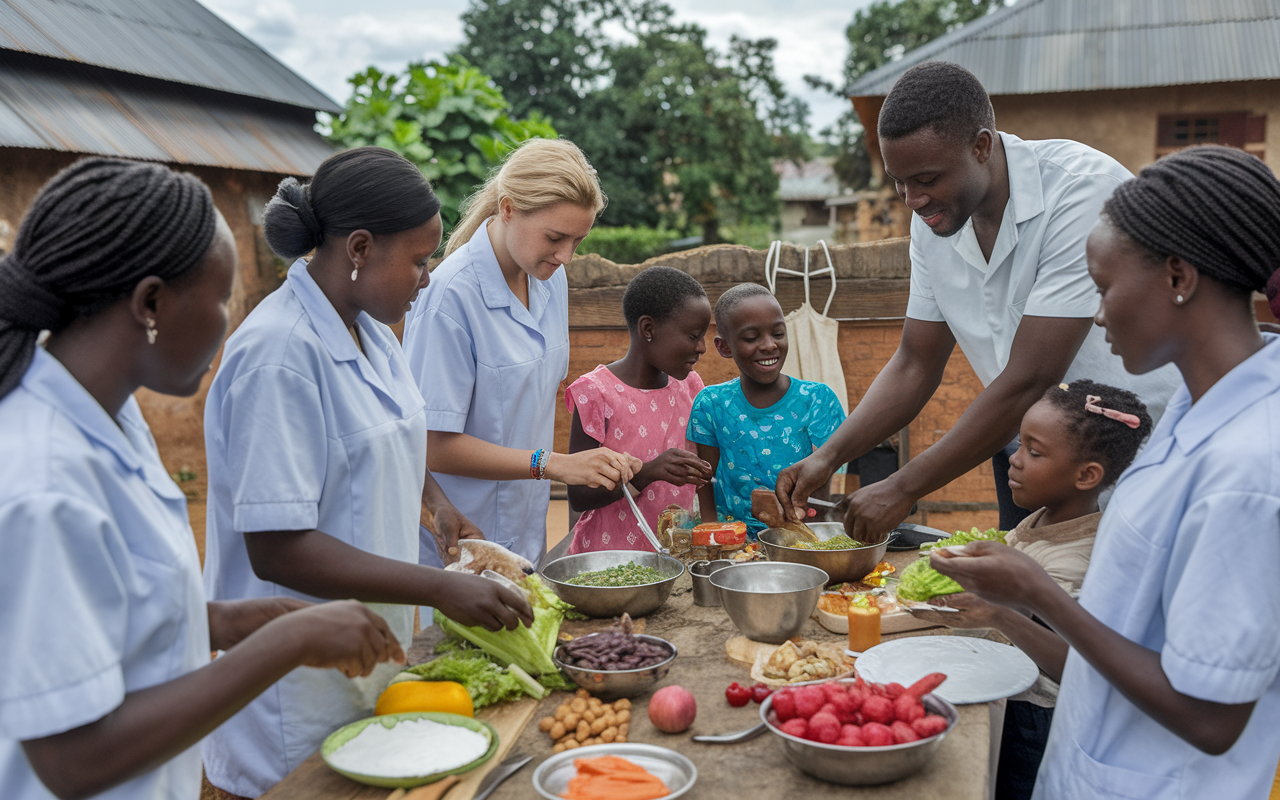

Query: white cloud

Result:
[202,0,864,129]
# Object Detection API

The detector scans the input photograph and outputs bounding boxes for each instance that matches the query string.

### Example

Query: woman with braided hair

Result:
[200,146,534,798]
[0,158,404,800]
[929,144,1280,799]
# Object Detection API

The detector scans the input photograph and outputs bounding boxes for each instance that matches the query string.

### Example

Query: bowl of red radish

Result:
[759,675,958,786]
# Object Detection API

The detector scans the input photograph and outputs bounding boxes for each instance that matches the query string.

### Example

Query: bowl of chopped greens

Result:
[759,522,890,585]
[540,551,685,618]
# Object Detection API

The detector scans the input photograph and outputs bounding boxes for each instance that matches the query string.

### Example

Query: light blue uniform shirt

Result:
[1035,335,1280,799]
[0,349,208,800]
[202,261,426,797]
[403,221,569,566]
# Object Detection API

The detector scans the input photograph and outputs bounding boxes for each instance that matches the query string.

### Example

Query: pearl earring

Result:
[1176,294,1184,304]
[146,318,157,345]
[350,265,359,282]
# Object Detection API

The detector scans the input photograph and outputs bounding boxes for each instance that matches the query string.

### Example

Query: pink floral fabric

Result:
[565,365,705,553]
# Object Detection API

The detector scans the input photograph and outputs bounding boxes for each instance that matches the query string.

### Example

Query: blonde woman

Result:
[403,139,640,569]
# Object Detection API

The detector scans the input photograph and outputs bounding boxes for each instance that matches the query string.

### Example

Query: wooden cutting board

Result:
[259,698,540,800]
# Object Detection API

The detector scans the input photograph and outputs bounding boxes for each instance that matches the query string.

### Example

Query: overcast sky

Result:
[202,0,875,133]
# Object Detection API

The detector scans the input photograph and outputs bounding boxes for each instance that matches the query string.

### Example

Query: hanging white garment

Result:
[765,240,849,413]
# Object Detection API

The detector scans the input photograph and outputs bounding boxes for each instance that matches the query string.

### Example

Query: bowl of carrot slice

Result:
[531,743,697,800]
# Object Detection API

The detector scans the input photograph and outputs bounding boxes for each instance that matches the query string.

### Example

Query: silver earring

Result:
[146,318,157,345]
[645,335,652,342]
[1176,294,1184,304]
[350,265,359,282]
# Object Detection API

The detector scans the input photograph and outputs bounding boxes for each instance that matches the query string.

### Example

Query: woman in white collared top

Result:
[0,159,400,800]
[931,145,1280,799]
[201,147,533,798]
[403,139,640,569]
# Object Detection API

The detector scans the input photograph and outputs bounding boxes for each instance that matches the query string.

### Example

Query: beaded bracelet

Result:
[530,448,544,480]
[537,448,550,480]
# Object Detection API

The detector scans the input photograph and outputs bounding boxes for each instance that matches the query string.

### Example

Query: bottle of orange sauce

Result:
[847,594,881,655]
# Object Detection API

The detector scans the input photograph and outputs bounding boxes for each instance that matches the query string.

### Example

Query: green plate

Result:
[321,711,499,788]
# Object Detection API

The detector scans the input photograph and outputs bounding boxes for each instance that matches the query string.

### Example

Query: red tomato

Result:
[725,682,752,707]
[750,683,773,703]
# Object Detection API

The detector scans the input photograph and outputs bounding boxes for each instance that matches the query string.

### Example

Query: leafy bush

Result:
[577,226,681,264]
[323,58,556,231]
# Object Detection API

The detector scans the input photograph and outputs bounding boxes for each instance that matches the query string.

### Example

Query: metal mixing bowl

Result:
[760,522,889,585]
[709,562,828,643]
[540,551,684,618]
[760,689,959,785]
[553,633,676,699]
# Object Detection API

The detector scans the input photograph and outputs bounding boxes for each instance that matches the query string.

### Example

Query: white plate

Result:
[853,635,1039,704]
[531,743,696,799]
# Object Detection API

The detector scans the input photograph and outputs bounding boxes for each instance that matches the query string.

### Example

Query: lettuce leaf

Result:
[897,527,1006,602]
[433,574,572,676]
[404,651,527,708]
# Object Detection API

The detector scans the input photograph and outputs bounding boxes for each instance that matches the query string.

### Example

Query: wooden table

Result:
[264,550,1006,800]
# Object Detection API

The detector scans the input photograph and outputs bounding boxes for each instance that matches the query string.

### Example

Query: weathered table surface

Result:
[265,550,1003,800]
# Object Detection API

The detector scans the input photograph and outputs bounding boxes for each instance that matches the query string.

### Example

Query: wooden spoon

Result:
[402,774,460,800]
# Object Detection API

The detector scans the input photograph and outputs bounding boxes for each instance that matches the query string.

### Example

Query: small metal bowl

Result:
[710,561,828,644]
[553,632,677,699]
[760,688,959,785]
[540,551,684,618]
[532,743,697,799]
[760,521,889,585]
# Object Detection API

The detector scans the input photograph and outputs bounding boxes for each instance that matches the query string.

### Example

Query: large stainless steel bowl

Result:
[761,688,958,785]
[540,551,684,618]
[709,562,828,644]
[760,522,889,585]
[553,633,676,699]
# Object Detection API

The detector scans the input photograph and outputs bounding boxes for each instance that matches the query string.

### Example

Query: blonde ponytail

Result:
[444,138,606,257]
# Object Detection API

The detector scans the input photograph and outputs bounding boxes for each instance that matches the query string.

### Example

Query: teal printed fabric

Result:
[687,377,844,532]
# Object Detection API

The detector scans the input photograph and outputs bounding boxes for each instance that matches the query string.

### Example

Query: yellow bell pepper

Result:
[375,680,474,717]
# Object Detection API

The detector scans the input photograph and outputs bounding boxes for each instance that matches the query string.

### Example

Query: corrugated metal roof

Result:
[776,158,843,201]
[847,0,1280,97]
[0,0,340,112]
[0,49,335,173]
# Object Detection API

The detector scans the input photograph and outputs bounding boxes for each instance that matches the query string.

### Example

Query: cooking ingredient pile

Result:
[769,674,950,746]
[793,534,865,550]
[557,613,670,671]
[567,562,666,587]
[327,718,489,778]
[897,527,1006,602]
[560,755,670,800]
[434,574,574,676]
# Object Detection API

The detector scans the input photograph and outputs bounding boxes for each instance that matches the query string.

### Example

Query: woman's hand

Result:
[426,502,486,566]
[637,448,712,488]
[547,448,642,490]
[208,597,311,651]
[276,600,405,678]
[434,572,535,632]
[775,452,839,522]
[929,540,1060,613]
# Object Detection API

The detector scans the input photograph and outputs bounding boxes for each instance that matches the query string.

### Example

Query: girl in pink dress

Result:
[566,267,714,552]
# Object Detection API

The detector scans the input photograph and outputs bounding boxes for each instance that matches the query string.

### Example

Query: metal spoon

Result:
[624,483,670,554]
[692,721,768,744]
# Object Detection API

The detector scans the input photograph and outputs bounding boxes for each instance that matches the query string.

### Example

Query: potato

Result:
[549,722,566,741]
[588,698,603,710]
[601,726,618,743]
[564,713,581,730]
[615,699,632,710]
[554,704,570,721]
[618,722,629,736]
[602,712,617,728]
[589,718,607,735]
[564,739,580,750]
[570,698,588,713]
[575,721,590,741]
[616,709,631,724]
[538,716,556,733]
[552,742,566,754]
[584,737,601,746]
[582,709,596,724]
[615,735,627,743]
[576,689,591,699]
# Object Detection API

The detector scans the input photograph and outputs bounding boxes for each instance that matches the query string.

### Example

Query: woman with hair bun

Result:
[931,145,1280,798]
[201,146,532,798]
[403,138,641,569]
[0,158,403,800]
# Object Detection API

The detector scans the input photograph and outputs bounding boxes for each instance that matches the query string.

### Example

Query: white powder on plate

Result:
[328,718,490,778]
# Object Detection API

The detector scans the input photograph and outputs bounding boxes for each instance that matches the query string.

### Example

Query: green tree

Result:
[453,0,808,239]
[808,0,1005,190]
[324,59,557,230]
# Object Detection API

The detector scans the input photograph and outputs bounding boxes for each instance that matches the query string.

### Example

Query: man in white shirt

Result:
[778,60,1178,538]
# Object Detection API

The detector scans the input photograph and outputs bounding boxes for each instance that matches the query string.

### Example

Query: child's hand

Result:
[905,592,1006,630]
[278,600,406,678]
[547,448,642,490]
[639,448,713,487]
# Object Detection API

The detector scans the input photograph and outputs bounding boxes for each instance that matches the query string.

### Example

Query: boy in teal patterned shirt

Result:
[688,284,845,533]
